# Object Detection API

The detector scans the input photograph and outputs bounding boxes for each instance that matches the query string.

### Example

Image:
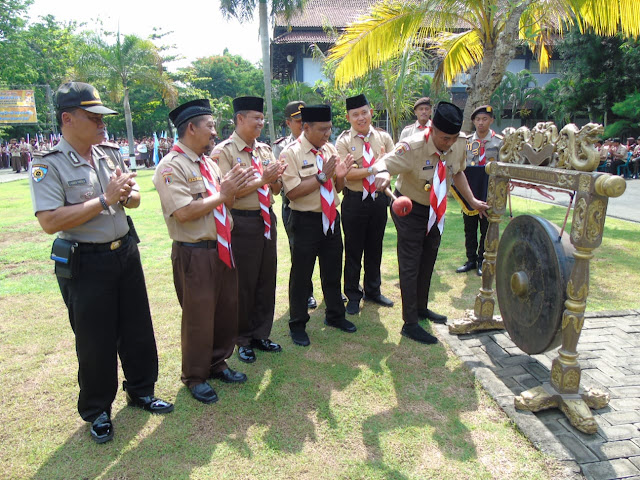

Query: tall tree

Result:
[77,30,177,167]
[328,0,640,131]
[188,50,264,99]
[219,0,306,143]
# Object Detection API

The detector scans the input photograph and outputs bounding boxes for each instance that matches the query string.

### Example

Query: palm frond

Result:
[432,29,484,87]
[572,0,640,38]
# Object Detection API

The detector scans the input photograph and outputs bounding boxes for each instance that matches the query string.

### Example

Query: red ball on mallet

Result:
[385,188,412,216]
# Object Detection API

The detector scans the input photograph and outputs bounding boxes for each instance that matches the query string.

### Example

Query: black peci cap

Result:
[413,97,432,110]
[471,105,494,120]
[232,96,264,114]
[169,99,212,128]
[345,94,368,111]
[301,104,332,123]
[432,101,463,135]
[55,82,117,115]
[284,101,306,118]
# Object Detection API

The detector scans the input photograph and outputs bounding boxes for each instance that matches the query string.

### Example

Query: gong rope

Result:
[507,180,575,240]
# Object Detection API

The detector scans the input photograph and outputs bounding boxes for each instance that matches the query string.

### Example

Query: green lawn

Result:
[1,170,637,480]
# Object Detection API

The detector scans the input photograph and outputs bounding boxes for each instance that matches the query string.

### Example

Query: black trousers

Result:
[282,192,314,298]
[463,212,489,264]
[288,210,345,331]
[392,193,441,325]
[341,189,388,301]
[57,235,158,422]
[231,210,277,346]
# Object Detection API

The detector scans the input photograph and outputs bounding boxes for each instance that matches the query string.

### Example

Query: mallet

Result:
[385,187,413,216]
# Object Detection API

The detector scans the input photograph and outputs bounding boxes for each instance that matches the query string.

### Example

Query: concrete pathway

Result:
[436,310,640,480]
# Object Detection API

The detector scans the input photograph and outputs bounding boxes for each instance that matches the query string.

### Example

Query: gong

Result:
[496,215,575,354]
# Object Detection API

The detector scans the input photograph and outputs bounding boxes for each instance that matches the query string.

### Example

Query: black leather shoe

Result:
[307,295,317,309]
[251,339,282,352]
[424,308,447,324]
[341,293,348,303]
[212,368,247,384]
[346,300,360,315]
[456,261,477,273]
[190,382,218,404]
[363,294,394,307]
[238,345,256,363]
[126,393,174,414]
[324,317,357,333]
[291,330,310,346]
[477,265,483,276]
[90,411,114,444]
[401,324,438,344]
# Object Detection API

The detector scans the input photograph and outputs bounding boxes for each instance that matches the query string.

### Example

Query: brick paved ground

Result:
[437,310,640,480]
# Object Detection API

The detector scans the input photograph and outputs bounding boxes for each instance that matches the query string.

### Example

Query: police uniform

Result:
[154,138,238,387]
[30,136,160,423]
[454,126,502,270]
[212,121,278,352]
[281,111,349,341]
[273,133,296,235]
[374,106,467,329]
[335,102,394,305]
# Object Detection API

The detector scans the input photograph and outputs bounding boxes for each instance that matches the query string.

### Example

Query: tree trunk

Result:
[259,0,276,143]
[123,88,137,170]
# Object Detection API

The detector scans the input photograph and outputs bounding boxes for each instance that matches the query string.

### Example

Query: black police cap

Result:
[471,105,494,120]
[233,96,264,114]
[301,104,332,123]
[55,82,117,115]
[169,99,212,128]
[345,94,368,111]
[284,101,306,118]
[432,101,463,135]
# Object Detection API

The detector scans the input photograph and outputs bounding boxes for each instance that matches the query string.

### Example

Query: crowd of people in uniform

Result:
[597,136,640,178]
[30,81,503,445]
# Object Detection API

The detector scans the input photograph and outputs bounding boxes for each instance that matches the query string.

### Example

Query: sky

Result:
[28,0,264,69]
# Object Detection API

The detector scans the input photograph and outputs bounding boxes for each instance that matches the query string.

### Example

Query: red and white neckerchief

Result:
[311,146,337,235]
[356,131,377,200]
[424,128,447,235]
[478,129,495,166]
[242,146,271,239]
[416,119,432,131]
[171,145,234,268]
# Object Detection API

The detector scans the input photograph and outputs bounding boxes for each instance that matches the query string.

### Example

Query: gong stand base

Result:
[448,309,504,335]
[514,383,610,434]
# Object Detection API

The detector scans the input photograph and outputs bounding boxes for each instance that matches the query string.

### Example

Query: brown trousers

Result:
[171,242,238,387]
[231,211,277,346]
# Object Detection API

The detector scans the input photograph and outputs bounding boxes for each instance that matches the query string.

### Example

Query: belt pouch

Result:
[51,238,77,279]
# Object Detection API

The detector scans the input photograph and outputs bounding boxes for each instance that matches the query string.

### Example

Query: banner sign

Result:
[0,90,38,124]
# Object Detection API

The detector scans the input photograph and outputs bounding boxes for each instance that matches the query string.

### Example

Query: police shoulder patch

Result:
[31,164,48,182]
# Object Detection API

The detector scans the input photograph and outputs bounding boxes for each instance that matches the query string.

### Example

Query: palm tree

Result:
[328,0,640,131]
[78,30,177,168]
[219,0,307,143]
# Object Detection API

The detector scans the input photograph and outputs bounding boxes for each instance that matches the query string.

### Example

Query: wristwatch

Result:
[367,166,374,174]
[315,172,327,184]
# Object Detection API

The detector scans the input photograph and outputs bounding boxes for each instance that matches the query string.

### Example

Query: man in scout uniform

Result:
[453,105,502,277]
[374,102,488,344]
[153,99,254,404]
[211,96,286,364]
[30,81,174,444]
[280,104,355,347]
[400,97,432,140]
[335,94,395,315]
[273,100,318,310]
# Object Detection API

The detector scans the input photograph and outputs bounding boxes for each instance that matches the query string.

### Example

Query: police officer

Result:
[30,82,173,444]
[273,101,318,310]
[374,102,488,344]
[280,105,355,347]
[399,97,432,140]
[153,99,254,404]
[454,105,502,276]
[211,96,286,364]
[335,94,395,315]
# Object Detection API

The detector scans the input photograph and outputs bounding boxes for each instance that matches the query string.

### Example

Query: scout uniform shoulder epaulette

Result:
[99,141,120,150]
[273,137,287,145]
[336,130,349,142]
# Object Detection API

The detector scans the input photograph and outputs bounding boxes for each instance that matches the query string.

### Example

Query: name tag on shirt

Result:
[423,165,434,170]
[301,164,315,169]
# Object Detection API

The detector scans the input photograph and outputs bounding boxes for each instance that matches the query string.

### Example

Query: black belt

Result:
[76,233,130,253]
[231,208,270,217]
[175,240,217,249]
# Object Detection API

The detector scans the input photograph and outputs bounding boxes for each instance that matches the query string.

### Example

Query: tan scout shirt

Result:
[335,126,395,193]
[153,140,231,243]
[399,120,431,141]
[30,138,130,243]
[374,130,467,206]
[212,131,275,210]
[281,133,342,212]
[465,130,503,166]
